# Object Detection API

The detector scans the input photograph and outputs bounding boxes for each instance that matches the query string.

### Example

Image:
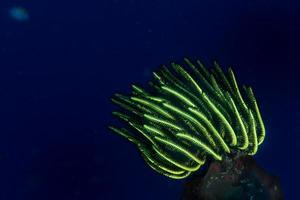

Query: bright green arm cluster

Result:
[109,58,265,179]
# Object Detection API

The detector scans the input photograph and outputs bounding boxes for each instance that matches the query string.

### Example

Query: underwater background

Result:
[0,0,299,199]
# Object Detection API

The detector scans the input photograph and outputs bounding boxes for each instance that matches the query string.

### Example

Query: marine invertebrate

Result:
[109,58,265,179]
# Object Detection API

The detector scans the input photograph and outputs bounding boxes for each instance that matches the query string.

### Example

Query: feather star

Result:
[109,58,265,179]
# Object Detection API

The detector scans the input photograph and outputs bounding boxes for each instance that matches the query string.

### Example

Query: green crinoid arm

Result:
[109,58,266,179]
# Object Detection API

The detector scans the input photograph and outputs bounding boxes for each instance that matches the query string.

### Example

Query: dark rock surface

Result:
[181,155,284,200]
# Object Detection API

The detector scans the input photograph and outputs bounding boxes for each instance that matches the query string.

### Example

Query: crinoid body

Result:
[109,58,265,179]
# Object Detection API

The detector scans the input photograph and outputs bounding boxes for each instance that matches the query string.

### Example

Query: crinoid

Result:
[109,58,265,179]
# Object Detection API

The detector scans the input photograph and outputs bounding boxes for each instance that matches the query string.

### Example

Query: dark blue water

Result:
[0,0,299,199]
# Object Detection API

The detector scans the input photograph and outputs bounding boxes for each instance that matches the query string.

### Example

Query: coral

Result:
[109,58,265,179]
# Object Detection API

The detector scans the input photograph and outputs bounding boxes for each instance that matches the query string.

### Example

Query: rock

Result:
[181,155,284,200]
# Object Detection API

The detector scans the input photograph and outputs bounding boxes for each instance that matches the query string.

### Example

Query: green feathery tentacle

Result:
[109,58,266,179]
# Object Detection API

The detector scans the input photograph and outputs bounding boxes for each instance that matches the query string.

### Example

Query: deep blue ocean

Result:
[0,0,299,199]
